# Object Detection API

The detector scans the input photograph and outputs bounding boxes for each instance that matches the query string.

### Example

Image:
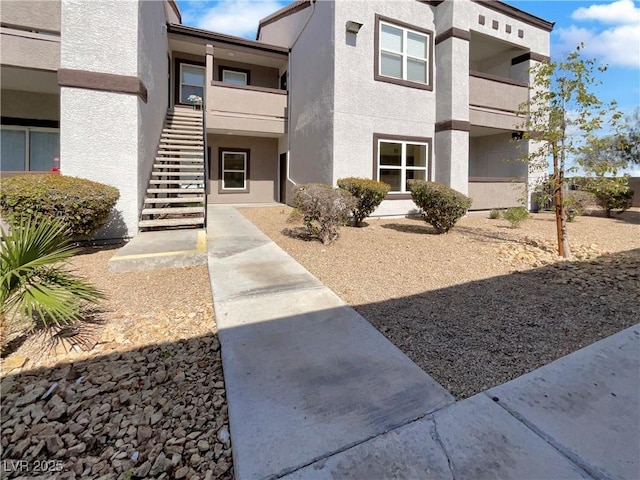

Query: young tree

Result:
[517,44,622,258]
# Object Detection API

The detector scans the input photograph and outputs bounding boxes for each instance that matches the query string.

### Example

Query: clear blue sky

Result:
[178,0,639,173]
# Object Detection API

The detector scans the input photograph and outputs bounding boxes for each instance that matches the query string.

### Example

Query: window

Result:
[375,15,432,90]
[375,135,431,194]
[179,64,205,103]
[219,149,250,192]
[1,126,60,172]
[219,67,251,86]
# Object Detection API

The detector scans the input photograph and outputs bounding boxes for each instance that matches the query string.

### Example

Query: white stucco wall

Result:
[60,88,139,238]
[287,0,335,185]
[137,0,170,219]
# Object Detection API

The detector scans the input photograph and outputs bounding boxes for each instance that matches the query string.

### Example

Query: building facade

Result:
[0,0,553,238]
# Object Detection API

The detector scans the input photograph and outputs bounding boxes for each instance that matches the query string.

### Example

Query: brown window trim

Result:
[374,14,434,91]
[218,66,251,86]
[218,147,250,194]
[372,133,433,199]
[174,58,206,106]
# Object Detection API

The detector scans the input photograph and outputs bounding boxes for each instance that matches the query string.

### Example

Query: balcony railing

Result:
[206,81,287,136]
[469,71,528,113]
[468,177,526,210]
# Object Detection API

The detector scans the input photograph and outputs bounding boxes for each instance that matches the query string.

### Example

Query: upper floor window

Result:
[375,15,433,90]
[220,67,250,86]
[180,64,205,103]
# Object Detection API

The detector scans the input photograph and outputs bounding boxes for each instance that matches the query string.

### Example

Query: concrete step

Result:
[153,163,204,170]
[162,127,202,134]
[168,109,202,117]
[160,139,203,146]
[154,160,203,165]
[142,206,205,216]
[139,217,204,228]
[152,173,203,178]
[149,179,205,185]
[161,133,203,140]
[144,197,205,204]
[158,145,204,151]
[165,119,201,126]
[147,188,205,194]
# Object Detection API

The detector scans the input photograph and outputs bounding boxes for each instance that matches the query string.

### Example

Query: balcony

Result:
[206,81,287,137]
[468,177,526,210]
[469,72,528,131]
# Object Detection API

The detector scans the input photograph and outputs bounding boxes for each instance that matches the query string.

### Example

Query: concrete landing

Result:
[108,228,206,272]
[207,206,640,480]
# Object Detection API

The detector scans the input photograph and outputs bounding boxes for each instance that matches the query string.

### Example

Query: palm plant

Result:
[1,217,104,336]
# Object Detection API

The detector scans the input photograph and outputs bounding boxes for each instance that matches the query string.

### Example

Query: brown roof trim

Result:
[435,120,471,132]
[256,0,311,39]
[167,0,182,24]
[58,68,147,103]
[471,1,554,32]
[168,24,289,55]
[511,51,550,65]
[435,27,471,45]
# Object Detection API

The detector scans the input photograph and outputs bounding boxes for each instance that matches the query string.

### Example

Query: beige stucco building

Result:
[1,0,553,238]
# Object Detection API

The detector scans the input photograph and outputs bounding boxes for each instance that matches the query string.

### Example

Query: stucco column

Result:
[205,45,214,110]
[434,29,470,194]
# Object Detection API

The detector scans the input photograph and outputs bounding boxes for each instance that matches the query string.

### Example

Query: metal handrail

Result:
[202,95,209,229]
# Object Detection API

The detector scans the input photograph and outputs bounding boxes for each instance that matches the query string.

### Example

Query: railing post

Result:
[203,44,214,229]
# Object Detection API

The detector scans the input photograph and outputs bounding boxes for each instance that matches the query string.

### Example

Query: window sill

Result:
[374,74,433,91]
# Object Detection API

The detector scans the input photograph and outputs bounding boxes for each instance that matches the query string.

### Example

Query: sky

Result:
[177,0,640,172]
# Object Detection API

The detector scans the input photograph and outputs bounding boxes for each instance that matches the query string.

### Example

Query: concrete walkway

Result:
[206,206,640,480]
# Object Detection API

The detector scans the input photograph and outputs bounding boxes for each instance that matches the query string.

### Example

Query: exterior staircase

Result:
[139,106,206,230]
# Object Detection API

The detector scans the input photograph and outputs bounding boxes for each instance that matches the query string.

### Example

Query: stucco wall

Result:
[469,133,526,178]
[207,134,278,204]
[137,0,170,224]
[1,0,61,33]
[332,0,437,191]
[258,6,311,47]
[287,0,335,185]
[0,31,60,71]
[1,90,59,121]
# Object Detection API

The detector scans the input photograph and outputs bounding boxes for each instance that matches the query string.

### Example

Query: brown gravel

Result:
[1,248,233,479]
[240,206,640,399]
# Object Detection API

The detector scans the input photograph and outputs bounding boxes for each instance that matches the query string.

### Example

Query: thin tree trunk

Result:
[552,142,571,258]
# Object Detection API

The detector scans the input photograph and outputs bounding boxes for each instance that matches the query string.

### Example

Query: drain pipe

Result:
[285,0,317,190]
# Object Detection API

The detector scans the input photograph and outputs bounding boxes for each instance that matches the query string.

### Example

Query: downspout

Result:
[285,0,317,187]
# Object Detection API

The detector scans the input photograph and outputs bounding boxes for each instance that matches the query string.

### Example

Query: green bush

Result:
[489,208,502,219]
[407,180,472,234]
[503,206,530,228]
[0,174,119,238]
[564,190,596,222]
[586,177,634,217]
[337,177,390,226]
[292,183,357,244]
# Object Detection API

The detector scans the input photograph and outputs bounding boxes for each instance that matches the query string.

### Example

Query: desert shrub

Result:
[292,183,357,244]
[407,180,472,234]
[503,206,530,228]
[337,177,390,226]
[564,190,597,222]
[0,174,119,238]
[1,217,104,339]
[489,209,501,219]
[586,177,634,217]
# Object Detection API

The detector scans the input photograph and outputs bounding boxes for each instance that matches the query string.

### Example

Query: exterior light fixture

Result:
[346,21,363,34]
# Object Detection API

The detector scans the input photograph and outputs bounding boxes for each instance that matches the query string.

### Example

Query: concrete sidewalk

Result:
[206,206,639,480]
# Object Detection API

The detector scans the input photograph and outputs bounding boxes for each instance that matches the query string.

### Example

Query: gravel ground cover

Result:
[240,206,640,399]
[1,248,232,479]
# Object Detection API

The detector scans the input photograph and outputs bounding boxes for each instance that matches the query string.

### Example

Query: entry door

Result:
[279,153,287,203]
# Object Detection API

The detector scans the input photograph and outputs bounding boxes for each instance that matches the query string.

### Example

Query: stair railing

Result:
[202,94,209,229]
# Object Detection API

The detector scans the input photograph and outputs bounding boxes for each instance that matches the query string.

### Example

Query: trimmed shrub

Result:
[489,208,501,219]
[503,206,530,228]
[292,183,357,244]
[586,177,634,218]
[564,190,597,222]
[407,180,472,234]
[0,174,119,238]
[337,177,390,226]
